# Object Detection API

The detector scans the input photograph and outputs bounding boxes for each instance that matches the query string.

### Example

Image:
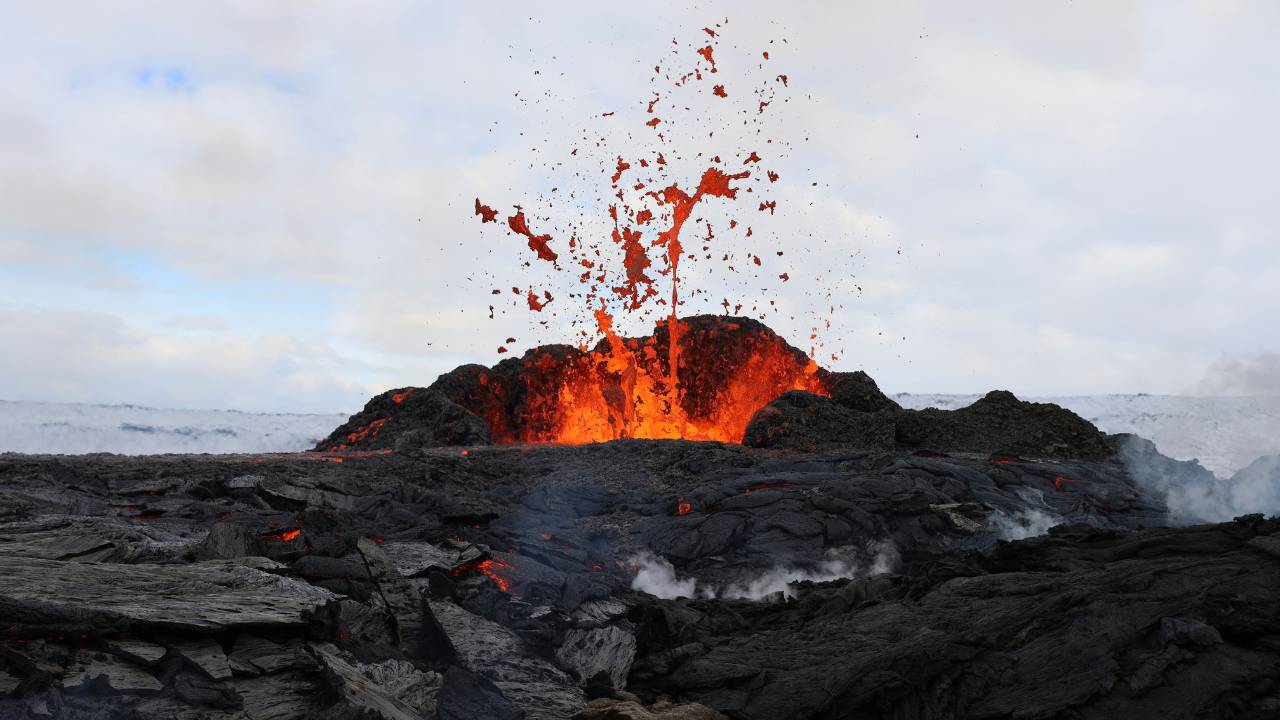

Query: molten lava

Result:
[262,528,302,543]
[441,316,828,445]
[452,556,518,594]
[1053,476,1085,492]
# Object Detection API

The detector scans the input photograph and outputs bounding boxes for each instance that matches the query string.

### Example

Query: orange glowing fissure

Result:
[471,25,823,445]
[1053,476,1085,492]
[452,556,519,595]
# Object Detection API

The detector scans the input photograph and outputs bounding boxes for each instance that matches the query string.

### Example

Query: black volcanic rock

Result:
[316,319,1113,463]
[3,401,1276,718]
[741,391,896,452]
[826,370,900,414]
[746,387,1113,460]
[626,515,1280,719]
[575,698,728,719]
[315,388,491,452]
[897,389,1113,459]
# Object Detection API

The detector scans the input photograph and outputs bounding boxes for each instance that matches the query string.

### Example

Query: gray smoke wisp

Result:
[630,552,700,600]
[1117,434,1280,523]
[629,542,899,601]
[990,508,1061,541]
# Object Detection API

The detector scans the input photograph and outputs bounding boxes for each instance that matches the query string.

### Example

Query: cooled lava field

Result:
[3,318,1280,719]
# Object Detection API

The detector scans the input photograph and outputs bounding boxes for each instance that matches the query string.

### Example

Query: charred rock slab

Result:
[0,556,336,636]
[430,599,585,719]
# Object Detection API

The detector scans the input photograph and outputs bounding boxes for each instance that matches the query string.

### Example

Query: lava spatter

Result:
[507,208,558,264]
[474,199,499,223]
[697,45,716,71]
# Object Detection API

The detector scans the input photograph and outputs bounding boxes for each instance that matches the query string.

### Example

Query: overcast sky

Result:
[1,1,1278,413]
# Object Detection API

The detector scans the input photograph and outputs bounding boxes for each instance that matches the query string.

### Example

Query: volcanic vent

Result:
[316,315,828,449]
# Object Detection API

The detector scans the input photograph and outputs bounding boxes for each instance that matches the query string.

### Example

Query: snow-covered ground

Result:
[2,395,1277,477]
[0,400,347,456]
[896,394,1280,478]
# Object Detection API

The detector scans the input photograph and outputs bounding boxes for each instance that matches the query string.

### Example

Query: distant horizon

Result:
[5,389,1280,418]
[3,393,1278,479]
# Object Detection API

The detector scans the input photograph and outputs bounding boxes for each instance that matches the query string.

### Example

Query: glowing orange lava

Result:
[1053,476,1085,492]
[452,556,519,594]
[507,209,557,264]
[458,317,826,445]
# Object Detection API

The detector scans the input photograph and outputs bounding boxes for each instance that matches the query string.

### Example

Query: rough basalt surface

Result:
[894,389,1114,459]
[741,391,897,452]
[4,427,1270,719]
[321,322,1113,462]
[628,515,1280,719]
[745,386,1114,459]
[3,345,1275,719]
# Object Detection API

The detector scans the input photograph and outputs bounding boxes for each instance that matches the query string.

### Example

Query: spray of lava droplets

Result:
[467,21,838,443]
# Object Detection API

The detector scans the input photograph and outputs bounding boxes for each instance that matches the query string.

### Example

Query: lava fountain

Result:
[439,23,829,445]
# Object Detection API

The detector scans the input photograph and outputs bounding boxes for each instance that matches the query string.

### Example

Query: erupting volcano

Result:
[438,315,826,445]
[447,22,835,445]
[317,315,830,449]
[11,11,1280,720]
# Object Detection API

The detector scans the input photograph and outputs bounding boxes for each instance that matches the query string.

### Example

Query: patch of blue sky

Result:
[0,247,334,337]
[134,66,195,93]
[261,72,306,95]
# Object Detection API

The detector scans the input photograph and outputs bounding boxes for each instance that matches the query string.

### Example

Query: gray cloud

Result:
[1197,354,1280,397]
[0,304,374,413]
[0,2,1277,410]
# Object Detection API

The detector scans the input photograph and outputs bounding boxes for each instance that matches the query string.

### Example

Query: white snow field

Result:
[0,400,347,456]
[1,395,1277,477]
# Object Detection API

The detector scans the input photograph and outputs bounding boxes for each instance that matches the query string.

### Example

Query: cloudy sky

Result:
[2,1,1277,413]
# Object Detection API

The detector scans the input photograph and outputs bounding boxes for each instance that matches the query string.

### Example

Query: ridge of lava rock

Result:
[316,315,828,450]
[317,318,1116,463]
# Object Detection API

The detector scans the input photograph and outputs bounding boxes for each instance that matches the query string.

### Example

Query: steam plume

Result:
[630,542,898,601]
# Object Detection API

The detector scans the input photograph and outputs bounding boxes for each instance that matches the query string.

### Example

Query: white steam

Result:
[990,508,1060,541]
[1223,456,1280,516]
[630,552,700,600]
[629,542,898,601]
[1117,434,1280,523]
